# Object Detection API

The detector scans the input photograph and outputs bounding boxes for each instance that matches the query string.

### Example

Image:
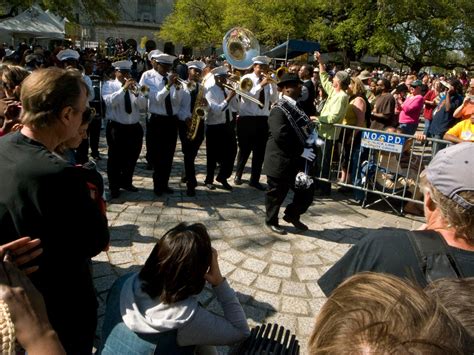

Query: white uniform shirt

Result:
[238,72,278,117]
[83,74,95,102]
[101,79,146,124]
[139,69,189,118]
[204,83,239,126]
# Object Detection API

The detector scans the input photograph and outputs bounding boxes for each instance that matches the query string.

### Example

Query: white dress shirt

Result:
[238,72,278,116]
[204,84,239,125]
[139,69,189,118]
[101,79,146,124]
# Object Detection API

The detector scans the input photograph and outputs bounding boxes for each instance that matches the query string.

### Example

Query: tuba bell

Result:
[222,27,260,70]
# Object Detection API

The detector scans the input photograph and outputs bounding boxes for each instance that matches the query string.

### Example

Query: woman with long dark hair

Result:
[100,223,249,354]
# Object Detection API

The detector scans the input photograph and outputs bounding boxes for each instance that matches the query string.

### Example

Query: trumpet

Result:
[129,83,150,96]
[176,78,197,91]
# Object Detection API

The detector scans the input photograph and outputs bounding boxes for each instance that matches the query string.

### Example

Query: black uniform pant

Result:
[148,114,178,191]
[106,121,143,191]
[265,175,314,226]
[235,115,268,183]
[205,120,237,184]
[88,117,102,156]
[178,120,204,188]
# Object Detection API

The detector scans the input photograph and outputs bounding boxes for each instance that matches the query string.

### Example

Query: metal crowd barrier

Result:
[313,124,452,215]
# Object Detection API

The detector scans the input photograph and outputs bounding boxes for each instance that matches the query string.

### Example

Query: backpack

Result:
[408,230,464,287]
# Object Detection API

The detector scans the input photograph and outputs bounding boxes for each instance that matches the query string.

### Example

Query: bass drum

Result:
[222,27,259,70]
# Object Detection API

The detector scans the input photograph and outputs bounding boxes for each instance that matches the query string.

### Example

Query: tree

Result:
[159,0,473,70]
[6,0,120,23]
[159,0,227,51]
[371,0,474,71]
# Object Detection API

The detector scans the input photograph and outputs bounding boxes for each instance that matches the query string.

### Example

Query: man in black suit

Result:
[298,65,316,117]
[263,73,316,235]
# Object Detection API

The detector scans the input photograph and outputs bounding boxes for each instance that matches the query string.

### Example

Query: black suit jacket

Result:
[263,104,306,179]
[300,80,316,116]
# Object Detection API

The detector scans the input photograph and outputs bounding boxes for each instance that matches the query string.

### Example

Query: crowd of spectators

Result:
[0,42,472,354]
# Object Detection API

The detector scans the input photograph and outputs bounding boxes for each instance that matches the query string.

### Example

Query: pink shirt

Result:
[399,95,424,124]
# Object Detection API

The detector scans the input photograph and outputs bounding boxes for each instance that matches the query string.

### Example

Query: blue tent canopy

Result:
[263,39,320,60]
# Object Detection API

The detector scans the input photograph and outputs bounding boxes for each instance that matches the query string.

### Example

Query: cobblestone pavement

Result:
[92,133,423,353]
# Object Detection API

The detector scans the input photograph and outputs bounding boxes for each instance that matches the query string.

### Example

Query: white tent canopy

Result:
[0,5,65,39]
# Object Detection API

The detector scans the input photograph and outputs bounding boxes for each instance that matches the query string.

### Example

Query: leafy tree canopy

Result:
[160,0,473,70]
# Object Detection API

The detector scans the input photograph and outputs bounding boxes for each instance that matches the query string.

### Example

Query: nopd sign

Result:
[361,131,406,153]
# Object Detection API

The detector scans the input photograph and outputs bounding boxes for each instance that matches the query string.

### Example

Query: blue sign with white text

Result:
[361,131,406,153]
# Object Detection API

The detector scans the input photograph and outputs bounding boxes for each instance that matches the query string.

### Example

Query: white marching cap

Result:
[112,60,133,70]
[147,49,163,61]
[252,55,271,65]
[56,49,80,61]
[151,53,176,65]
[211,66,228,77]
[186,60,206,71]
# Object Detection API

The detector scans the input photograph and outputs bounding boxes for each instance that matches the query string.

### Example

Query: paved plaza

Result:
[92,133,423,353]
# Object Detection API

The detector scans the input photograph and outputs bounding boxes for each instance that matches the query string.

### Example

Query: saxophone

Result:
[186,82,206,140]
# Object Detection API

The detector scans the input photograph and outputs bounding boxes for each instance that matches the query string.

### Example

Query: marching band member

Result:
[139,52,190,196]
[102,60,146,198]
[234,56,278,190]
[204,66,238,191]
[178,60,207,196]
[263,73,316,235]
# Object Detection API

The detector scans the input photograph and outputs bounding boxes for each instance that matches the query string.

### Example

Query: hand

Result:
[226,90,236,101]
[414,132,427,142]
[260,75,269,87]
[314,51,322,63]
[169,73,178,85]
[301,147,316,161]
[204,248,224,287]
[123,79,135,91]
[0,237,42,274]
[0,261,65,354]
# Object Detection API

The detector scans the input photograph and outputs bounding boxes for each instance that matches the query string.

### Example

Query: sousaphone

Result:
[222,27,260,70]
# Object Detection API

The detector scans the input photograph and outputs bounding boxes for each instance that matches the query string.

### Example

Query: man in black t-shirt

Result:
[0,68,110,354]
[318,143,474,296]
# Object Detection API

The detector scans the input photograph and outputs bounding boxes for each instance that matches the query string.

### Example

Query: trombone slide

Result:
[222,83,264,108]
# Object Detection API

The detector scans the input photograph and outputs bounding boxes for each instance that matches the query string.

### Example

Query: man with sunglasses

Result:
[102,60,146,198]
[0,67,110,354]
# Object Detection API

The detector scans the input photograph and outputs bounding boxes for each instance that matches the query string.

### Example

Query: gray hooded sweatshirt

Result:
[120,273,250,347]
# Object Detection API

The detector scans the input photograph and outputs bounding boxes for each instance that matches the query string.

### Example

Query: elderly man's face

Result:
[65,86,89,141]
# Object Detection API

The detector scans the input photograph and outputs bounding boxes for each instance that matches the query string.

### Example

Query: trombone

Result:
[222,79,264,108]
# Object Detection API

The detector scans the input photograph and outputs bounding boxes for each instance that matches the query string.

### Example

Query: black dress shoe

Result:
[249,181,265,191]
[216,177,233,191]
[234,176,243,185]
[186,187,196,197]
[110,189,120,198]
[121,184,139,192]
[264,223,287,235]
[283,215,309,231]
[163,186,174,194]
[153,189,163,196]
[91,153,101,160]
[205,183,216,190]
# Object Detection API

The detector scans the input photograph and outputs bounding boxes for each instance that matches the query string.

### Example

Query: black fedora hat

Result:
[277,73,302,87]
